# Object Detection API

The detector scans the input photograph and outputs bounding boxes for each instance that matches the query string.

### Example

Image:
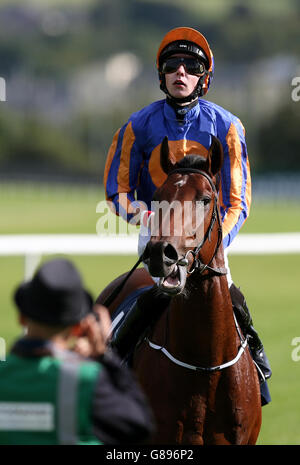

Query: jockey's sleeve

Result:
[104,121,144,223]
[218,118,251,248]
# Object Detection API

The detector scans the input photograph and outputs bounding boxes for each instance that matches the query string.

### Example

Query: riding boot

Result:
[111,285,171,360]
[229,283,272,383]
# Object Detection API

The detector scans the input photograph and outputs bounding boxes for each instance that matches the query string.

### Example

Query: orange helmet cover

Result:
[156,27,213,73]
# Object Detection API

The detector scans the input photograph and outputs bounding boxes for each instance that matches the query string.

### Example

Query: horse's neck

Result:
[168,258,237,367]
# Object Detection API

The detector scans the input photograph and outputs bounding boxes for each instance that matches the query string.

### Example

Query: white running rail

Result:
[0,233,300,280]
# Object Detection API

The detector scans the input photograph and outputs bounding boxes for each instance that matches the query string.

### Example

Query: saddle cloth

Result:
[110,286,152,336]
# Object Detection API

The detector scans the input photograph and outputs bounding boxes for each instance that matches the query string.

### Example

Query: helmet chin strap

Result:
[166,91,198,105]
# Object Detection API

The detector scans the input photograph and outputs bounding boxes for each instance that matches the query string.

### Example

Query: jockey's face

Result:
[164,54,200,101]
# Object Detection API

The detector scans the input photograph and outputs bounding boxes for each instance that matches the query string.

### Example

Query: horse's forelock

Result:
[176,155,207,172]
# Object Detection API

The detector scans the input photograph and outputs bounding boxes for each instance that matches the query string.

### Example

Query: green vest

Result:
[0,352,103,445]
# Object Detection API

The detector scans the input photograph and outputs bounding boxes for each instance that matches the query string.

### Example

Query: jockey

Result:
[104,27,271,403]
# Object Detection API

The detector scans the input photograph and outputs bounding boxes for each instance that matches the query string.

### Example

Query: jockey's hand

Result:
[140,210,155,231]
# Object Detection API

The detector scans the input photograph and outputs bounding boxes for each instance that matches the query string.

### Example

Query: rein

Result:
[102,255,144,308]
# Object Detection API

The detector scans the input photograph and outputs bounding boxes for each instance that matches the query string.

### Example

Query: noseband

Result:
[168,167,227,278]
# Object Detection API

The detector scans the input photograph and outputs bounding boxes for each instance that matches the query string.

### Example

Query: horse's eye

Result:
[202,197,211,206]
[195,195,211,207]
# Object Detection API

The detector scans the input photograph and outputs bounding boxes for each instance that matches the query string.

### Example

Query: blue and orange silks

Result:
[104,98,251,249]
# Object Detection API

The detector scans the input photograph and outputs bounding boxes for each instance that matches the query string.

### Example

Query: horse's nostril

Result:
[145,241,179,277]
[163,244,178,264]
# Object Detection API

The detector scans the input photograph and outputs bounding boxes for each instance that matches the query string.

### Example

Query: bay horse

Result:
[97,136,261,445]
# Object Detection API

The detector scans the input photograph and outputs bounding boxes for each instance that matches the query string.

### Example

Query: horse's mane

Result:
[176,155,207,171]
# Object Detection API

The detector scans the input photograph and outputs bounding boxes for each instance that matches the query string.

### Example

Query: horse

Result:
[97,136,262,445]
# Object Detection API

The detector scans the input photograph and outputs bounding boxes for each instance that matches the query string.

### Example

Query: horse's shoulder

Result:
[96,268,154,313]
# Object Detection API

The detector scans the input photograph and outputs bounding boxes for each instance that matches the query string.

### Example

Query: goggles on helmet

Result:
[160,56,206,76]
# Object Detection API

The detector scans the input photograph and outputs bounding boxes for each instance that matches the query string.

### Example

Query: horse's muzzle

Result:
[143,241,178,277]
[143,241,188,295]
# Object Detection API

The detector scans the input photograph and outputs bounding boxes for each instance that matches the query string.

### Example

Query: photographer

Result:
[0,258,154,445]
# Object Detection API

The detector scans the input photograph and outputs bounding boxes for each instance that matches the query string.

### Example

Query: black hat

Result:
[14,259,93,326]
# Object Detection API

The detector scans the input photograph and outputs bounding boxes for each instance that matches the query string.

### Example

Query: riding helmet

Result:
[156,27,214,102]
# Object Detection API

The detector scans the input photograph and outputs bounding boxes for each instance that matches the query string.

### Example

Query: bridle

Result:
[103,167,227,308]
[168,167,227,278]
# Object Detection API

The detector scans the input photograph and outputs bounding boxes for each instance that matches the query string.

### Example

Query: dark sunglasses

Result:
[161,57,206,76]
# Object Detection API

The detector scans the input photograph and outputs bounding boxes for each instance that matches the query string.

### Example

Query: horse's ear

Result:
[207,136,223,176]
[160,136,177,174]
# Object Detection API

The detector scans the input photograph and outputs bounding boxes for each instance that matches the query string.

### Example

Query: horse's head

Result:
[143,135,224,295]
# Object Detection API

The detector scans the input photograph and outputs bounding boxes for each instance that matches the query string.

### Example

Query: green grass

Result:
[1,182,300,235]
[0,183,104,234]
[0,183,139,235]
[1,182,300,444]
[229,254,300,445]
[241,200,300,234]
